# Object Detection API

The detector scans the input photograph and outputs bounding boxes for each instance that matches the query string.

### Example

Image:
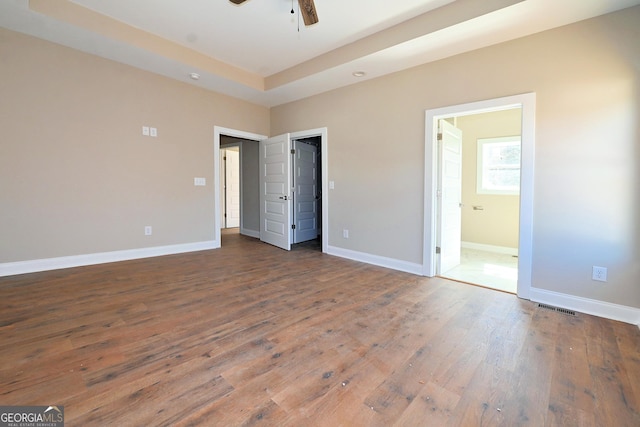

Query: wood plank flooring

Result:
[1,232,639,426]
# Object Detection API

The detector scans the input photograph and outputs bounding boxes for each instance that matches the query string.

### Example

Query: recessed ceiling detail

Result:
[1,0,638,107]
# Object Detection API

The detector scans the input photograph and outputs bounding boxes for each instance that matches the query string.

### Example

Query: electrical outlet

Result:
[144,226,152,236]
[150,127,157,137]
[343,229,349,239]
[592,266,607,282]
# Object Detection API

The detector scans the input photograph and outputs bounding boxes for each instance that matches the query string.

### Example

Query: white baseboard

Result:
[530,287,640,326]
[0,240,219,277]
[240,228,260,239]
[462,241,518,256]
[326,245,422,276]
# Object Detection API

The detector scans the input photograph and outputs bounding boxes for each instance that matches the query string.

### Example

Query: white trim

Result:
[424,93,536,302]
[461,241,518,256]
[0,241,218,277]
[326,245,422,276]
[531,288,640,326]
[240,228,260,239]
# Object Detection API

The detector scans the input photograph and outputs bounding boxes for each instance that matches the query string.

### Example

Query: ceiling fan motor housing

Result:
[229,0,318,25]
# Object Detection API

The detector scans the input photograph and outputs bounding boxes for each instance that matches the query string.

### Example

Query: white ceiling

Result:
[71,0,457,77]
[2,0,639,107]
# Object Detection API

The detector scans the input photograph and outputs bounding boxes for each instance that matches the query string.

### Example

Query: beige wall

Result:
[0,28,269,262]
[271,7,640,309]
[456,109,521,249]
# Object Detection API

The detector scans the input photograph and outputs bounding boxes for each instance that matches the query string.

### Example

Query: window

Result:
[477,136,521,195]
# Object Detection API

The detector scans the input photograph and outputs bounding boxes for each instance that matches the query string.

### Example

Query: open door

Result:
[293,139,318,244]
[259,133,292,250]
[437,120,463,274]
[224,148,241,228]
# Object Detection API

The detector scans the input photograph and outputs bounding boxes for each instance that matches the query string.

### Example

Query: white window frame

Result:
[477,136,521,195]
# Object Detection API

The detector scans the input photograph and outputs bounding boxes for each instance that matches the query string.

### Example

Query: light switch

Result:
[150,127,157,137]
[329,181,335,190]
[142,126,150,136]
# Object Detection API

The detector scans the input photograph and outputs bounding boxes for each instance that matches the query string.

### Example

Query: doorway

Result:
[436,110,522,294]
[292,136,322,244]
[258,129,328,253]
[214,127,267,248]
[424,94,535,300]
[213,126,328,254]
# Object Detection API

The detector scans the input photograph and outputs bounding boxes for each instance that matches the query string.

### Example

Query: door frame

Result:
[423,93,535,300]
[214,126,267,248]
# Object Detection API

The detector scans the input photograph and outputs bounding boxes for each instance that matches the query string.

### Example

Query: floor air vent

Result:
[538,303,576,316]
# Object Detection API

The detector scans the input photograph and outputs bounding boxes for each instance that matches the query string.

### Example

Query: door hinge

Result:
[437,133,442,141]
[291,224,296,230]
[291,149,296,154]
[435,246,441,254]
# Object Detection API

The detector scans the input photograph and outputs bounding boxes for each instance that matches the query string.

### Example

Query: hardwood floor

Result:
[1,233,639,426]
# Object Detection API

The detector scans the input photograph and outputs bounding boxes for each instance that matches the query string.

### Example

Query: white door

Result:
[219,150,226,228]
[292,140,318,243]
[438,120,463,274]
[259,134,291,250]
[225,149,240,228]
